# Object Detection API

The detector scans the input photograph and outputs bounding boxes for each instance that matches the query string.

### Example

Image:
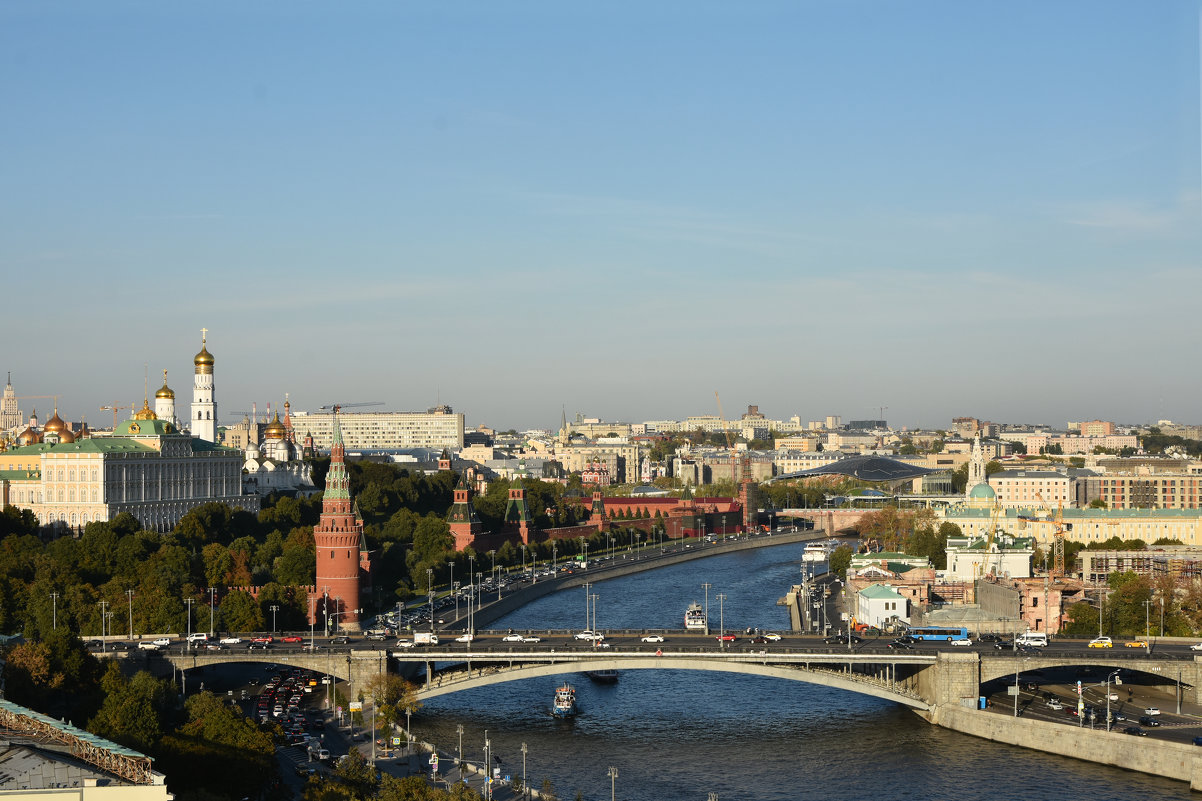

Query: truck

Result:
[413,632,439,646]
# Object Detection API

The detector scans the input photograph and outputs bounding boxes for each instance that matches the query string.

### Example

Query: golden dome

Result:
[194,345,214,373]
[155,370,175,400]
[264,411,287,439]
[57,428,76,444]
[43,411,67,434]
[133,399,158,421]
[16,427,40,446]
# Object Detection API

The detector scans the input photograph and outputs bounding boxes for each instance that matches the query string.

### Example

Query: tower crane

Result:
[1018,492,1069,577]
[99,403,133,428]
[319,402,383,414]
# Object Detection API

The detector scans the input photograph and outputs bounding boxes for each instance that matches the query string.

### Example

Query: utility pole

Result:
[208,587,216,636]
[126,589,134,640]
[702,582,712,636]
[50,592,58,631]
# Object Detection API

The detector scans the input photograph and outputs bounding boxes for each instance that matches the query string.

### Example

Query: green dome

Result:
[968,482,996,499]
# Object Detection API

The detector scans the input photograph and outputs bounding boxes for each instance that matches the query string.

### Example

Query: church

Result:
[0,331,259,531]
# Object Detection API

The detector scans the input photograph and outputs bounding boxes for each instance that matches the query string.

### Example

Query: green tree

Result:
[88,666,176,753]
[829,545,853,580]
[219,589,264,632]
[1088,498,1108,509]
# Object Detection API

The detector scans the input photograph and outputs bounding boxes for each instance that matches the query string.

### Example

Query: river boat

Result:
[802,540,837,563]
[585,669,619,684]
[684,602,706,630]
[552,683,577,718]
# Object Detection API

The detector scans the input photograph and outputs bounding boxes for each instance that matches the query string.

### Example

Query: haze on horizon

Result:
[3,2,1199,433]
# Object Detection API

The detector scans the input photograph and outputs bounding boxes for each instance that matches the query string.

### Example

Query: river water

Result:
[417,544,1186,801]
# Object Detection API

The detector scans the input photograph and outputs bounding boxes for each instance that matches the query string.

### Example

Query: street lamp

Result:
[702,583,712,636]
[428,568,435,628]
[184,597,194,650]
[484,736,491,801]
[583,582,592,631]
[1106,670,1121,731]
[608,766,618,801]
[1144,599,1151,654]
[98,600,109,654]
[717,593,727,649]
[50,592,58,631]
[126,589,134,640]
[521,742,528,800]
[590,593,599,644]
[208,587,216,636]
[456,724,464,774]
[270,604,279,633]
[476,573,483,612]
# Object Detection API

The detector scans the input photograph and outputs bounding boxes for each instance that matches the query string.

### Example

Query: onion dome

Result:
[133,398,158,421]
[16,426,40,446]
[57,427,76,444]
[42,410,67,436]
[194,332,214,374]
[155,370,175,400]
[264,411,287,440]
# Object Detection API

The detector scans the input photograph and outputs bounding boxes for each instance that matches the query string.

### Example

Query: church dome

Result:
[16,426,40,446]
[264,412,287,440]
[42,411,67,435]
[133,399,158,421]
[968,482,996,500]
[155,372,175,400]
[194,345,214,372]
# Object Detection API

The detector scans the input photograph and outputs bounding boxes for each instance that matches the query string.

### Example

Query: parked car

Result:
[640,635,665,643]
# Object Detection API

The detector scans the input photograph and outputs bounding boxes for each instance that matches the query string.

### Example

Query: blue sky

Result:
[3,1,1200,432]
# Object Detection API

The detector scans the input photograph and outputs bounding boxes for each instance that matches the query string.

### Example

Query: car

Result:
[282,635,303,643]
[640,635,665,643]
[248,642,271,650]
[763,633,782,642]
[153,637,172,647]
[137,641,160,651]
[716,634,737,642]
[951,638,973,646]
[219,636,242,645]
[1046,699,1063,710]
[1193,737,1202,747]
[978,633,1002,643]
[204,643,224,651]
[454,633,474,643]
[1144,707,1160,716]
[396,640,415,648]
[251,636,274,644]
[332,636,349,644]
[751,636,769,644]
[887,640,912,650]
[993,640,1013,650]
[1088,636,1113,648]
[1190,643,1202,651]
[502,634,525,642]
[1124,726,1148,736]
[365,632,387,641]
[521,636,542,643]
[1125,640,1148,648]
[1138,716,1161,727]
[574,631,604,641]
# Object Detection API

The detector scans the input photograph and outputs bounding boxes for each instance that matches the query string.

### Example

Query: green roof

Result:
[6,439,156,455]
[0,469,39,482]
[859,584,905,600]
[114,418,179,437]
[968,483,996,499]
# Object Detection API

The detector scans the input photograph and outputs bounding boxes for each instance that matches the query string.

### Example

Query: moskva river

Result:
[417,544,1186,801]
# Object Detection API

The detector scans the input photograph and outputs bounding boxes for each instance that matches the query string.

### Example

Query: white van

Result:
[1016,632,1048,647]
[187,633,209,643]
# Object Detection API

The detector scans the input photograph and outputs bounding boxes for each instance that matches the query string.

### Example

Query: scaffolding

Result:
[0,699,157,785]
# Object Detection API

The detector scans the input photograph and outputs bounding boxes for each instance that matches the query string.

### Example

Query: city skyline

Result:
[3,2,1200,430]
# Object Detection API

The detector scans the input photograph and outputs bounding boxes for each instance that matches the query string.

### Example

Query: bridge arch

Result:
[416,656,930,710]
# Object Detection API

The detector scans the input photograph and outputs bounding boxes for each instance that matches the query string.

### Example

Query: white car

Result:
[454,633,474,643]
[574,631,604,641]
[396,639,415,648]
[763,633,783,642]
[640,635,665,643]
[502,634,525,642]
[1190,643,1202,651]
[1144,707,1161,716]
[219,637,242,645]
[951,638,973,646]
[521,636,542,643]
[153,637,171,647]
[1046,699,1063,710]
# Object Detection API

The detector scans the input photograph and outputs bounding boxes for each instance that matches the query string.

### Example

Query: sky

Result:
[3,1,1200,433]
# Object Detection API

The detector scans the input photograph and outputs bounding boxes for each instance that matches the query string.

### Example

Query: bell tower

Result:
[190,328,217,442]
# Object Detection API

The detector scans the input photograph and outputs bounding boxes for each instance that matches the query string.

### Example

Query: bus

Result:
[904,626,969,642]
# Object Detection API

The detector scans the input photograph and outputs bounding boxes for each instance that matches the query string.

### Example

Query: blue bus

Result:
[905,626,968,642]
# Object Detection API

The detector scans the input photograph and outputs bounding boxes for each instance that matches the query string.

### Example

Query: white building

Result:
[289,407,464,452]
[189,330,217,443]
[856,584,910,628]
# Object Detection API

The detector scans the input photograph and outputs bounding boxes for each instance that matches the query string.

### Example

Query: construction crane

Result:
[978,501,1004,578]
[1017,492,1069,577]
[99,403,134,428]
[319,402,383,414]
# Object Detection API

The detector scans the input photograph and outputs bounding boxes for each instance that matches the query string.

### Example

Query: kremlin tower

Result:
[190,328,217,443]
[310,411,363,631]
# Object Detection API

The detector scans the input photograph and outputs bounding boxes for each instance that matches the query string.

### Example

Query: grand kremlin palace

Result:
[0,412,257,532]
[941,505,1202,549]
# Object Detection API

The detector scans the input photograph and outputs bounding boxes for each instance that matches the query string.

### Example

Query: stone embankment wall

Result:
[935,704,1202,791]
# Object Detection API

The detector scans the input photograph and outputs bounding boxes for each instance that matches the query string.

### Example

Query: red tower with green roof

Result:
[310,412,362,631]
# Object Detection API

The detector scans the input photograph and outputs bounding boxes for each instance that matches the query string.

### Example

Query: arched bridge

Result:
[394,648,937,710]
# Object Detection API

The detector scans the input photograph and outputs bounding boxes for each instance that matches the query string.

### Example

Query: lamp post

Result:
[1144,599,1151,654]
[456,724,464,775]
[208,587,216,636]
[184,597,194,650]
[521,742,528,800]
[126,589,134,640]
[467,555,476,612]
[270,604,279,633]
[427,568,435,628]
[519,545,526,577]
[484,736,491,800]
[487,550,496,598]
[717,593,727,649]
[50,592,58,631]
[476,573,483,612]
[608,766,618,801]
[98,600,108,654]
[702,582,712,636]
[590,593,599,645]
[1106,670,1121,731]
[552,542,557,573]
[448,561,455,618]
[583,582,592,631]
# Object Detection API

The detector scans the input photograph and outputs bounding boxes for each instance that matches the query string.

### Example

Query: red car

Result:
[251,636,274,644]
[281,636,303,643]
[716,634,737,642]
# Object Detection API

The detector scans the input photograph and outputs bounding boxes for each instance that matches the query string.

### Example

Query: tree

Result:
[219,589,264,632]
[88,666,176,753]
[829,545,853,579]
[364,673,422,732]
[1088,498,1108,509]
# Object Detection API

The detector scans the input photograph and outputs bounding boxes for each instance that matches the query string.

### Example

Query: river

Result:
[416,543,1186,800]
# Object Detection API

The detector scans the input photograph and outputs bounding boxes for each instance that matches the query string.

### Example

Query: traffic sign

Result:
[1076,681,1082,695]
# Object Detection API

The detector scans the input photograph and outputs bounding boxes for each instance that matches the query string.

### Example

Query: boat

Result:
[585,669,619,684]
[802,540,837,563]
[684,602,706,631]
[552,683,577,717]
